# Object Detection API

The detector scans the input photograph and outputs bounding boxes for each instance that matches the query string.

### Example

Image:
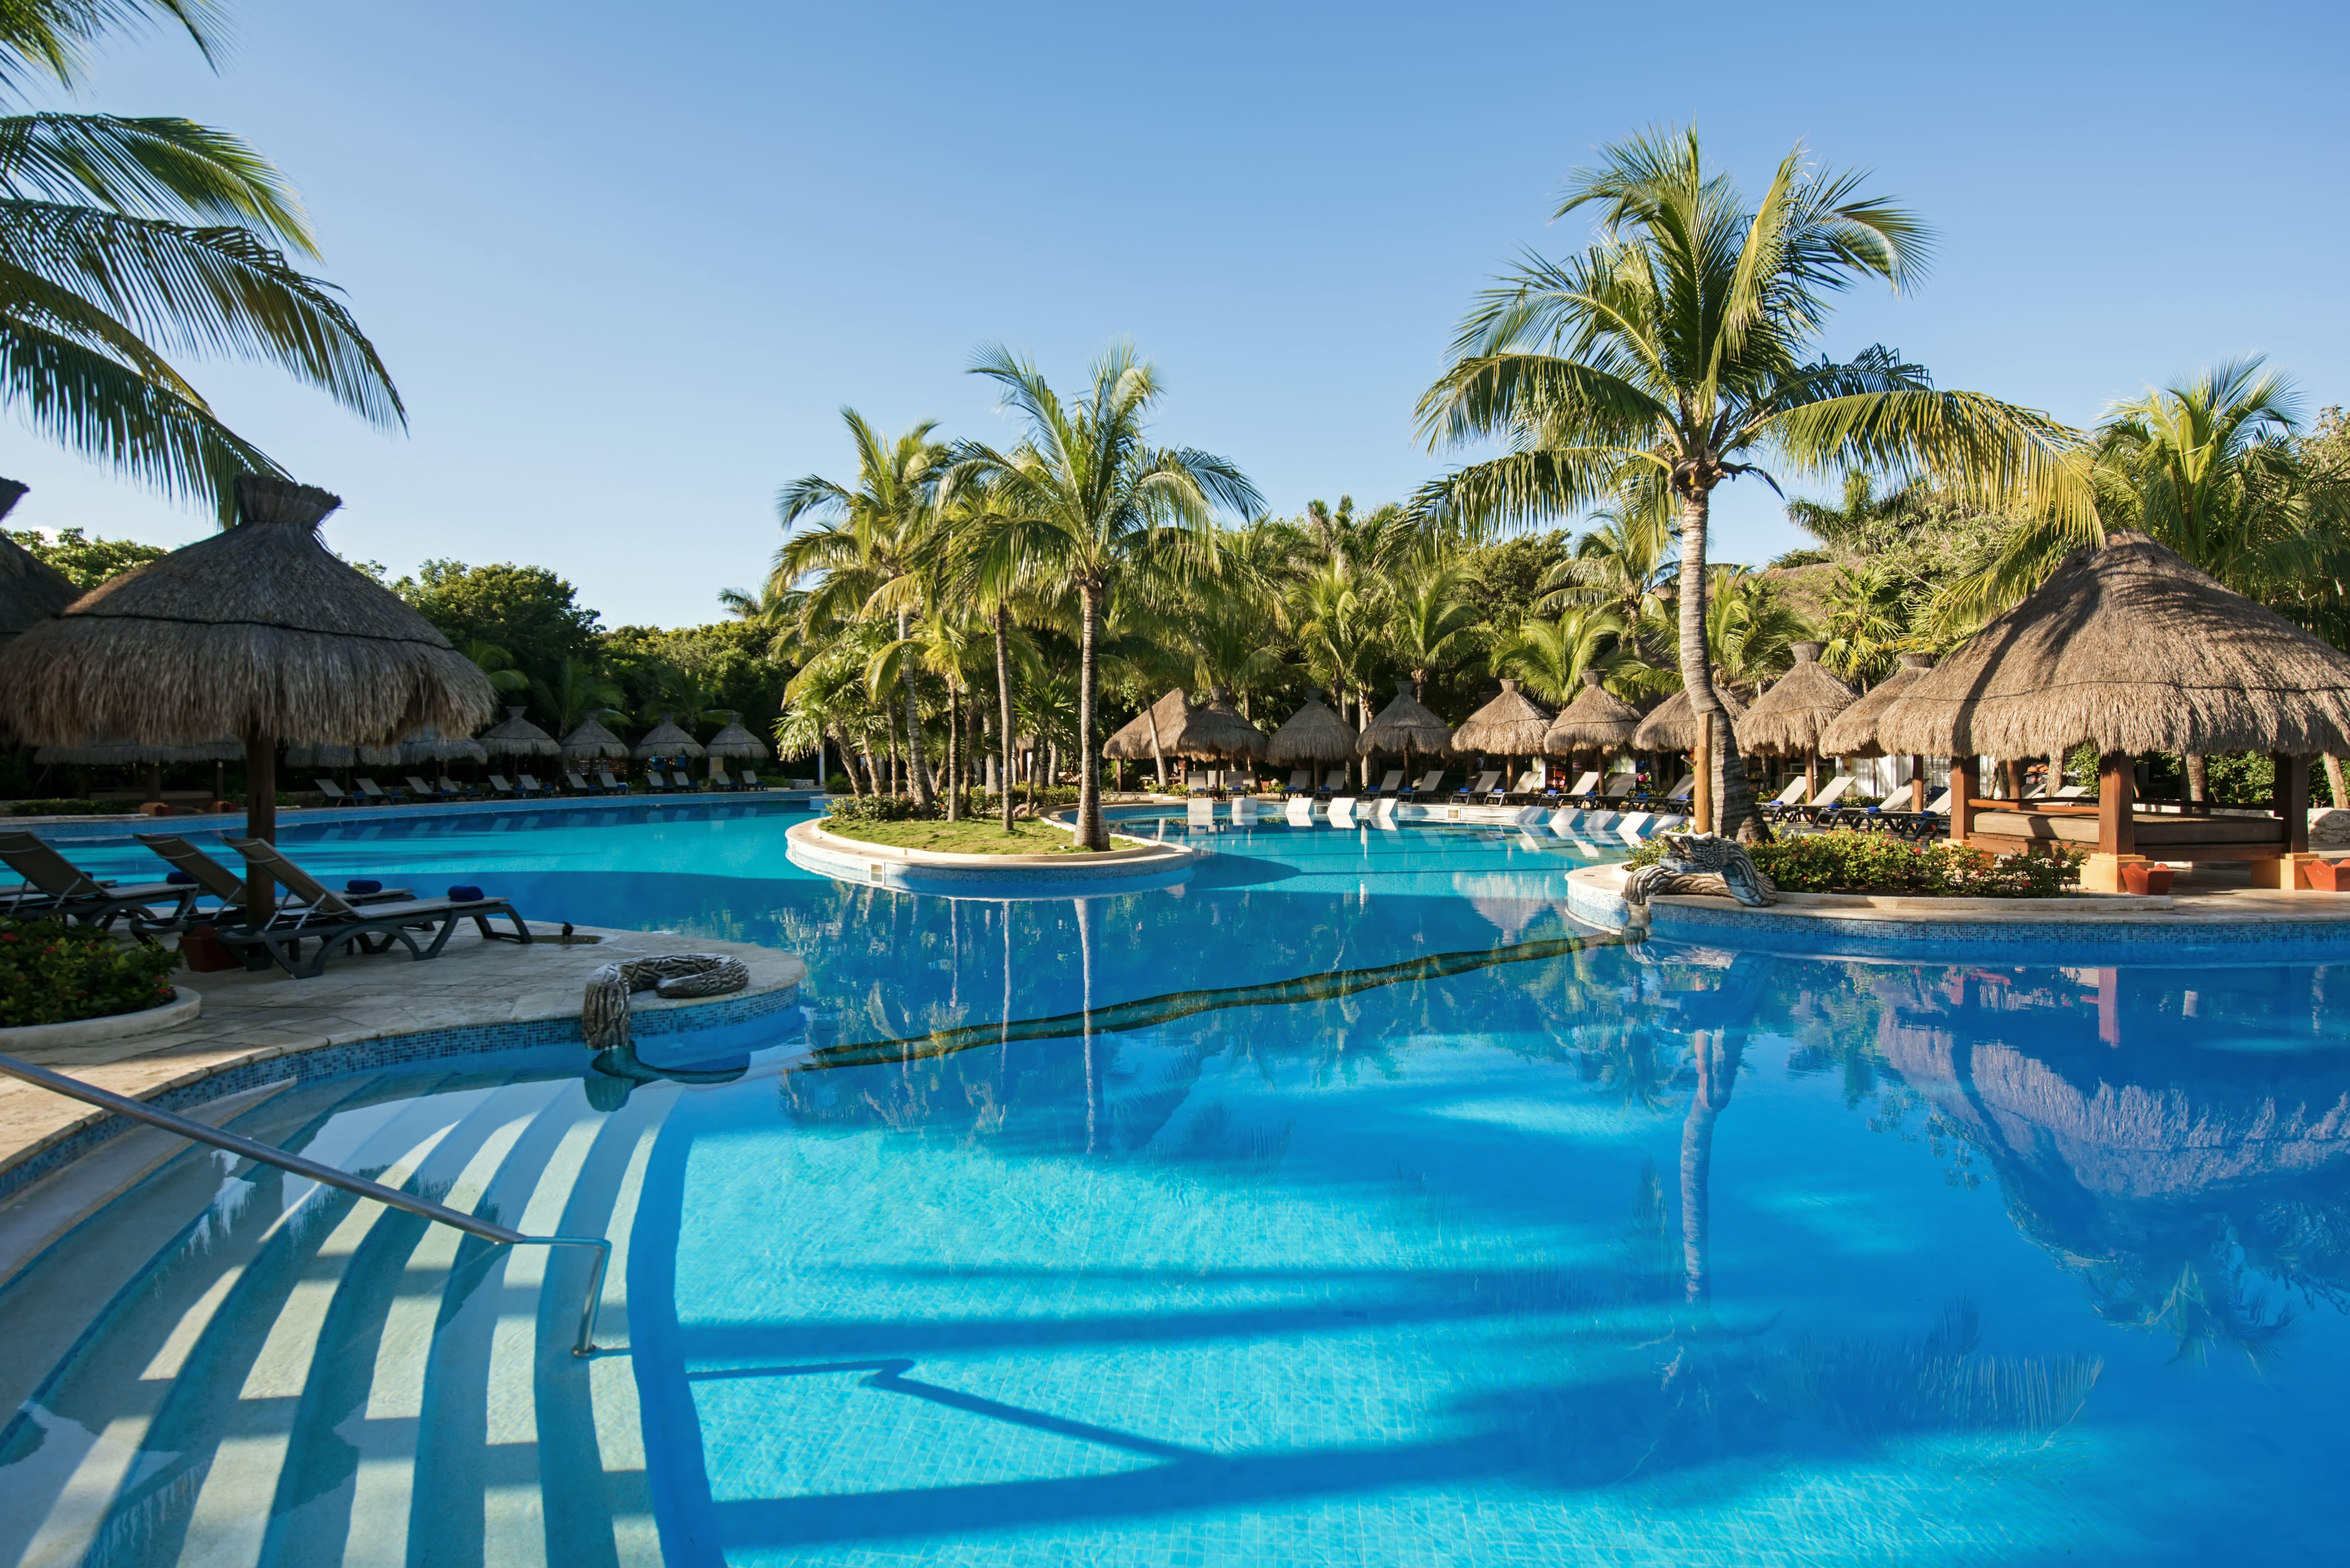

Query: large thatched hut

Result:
[396,726,487,766]
[0,477,494,904]
[1874,530,2350,887]
[0,481,74,647]
[1265,689,1358,770]
[482,707,561,759]
[1451,679,1551,765]
[704,717,770,760]
[1360,680,1454,767]
[1543,669,1641,757]
[1819,652,1936,759]
[1630,683,1749,754]
[1173,687,1266,761]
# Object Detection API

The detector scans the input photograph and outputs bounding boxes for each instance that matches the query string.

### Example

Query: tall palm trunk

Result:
[1678,1029,1743,1303]
[944,683,962,819]
[1677,488,1759,840]
[899,608,933,809]
[1077,580,1107,850]
[995,604,1015,831]
[2185,752,2208,803]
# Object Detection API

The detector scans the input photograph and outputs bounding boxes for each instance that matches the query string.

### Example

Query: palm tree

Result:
[536,655,626,734]
[1786,468,1927,554]
[1491,606,1623,704]
[1415,127,2084,838]
[0,4,404,515]
[951,344,1260,849]
[1384,550,1485,700]
[774,410,948,806]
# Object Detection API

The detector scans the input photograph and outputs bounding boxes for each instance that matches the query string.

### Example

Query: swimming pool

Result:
[4,802,2345,1564]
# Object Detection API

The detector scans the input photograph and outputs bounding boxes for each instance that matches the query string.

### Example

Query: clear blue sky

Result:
[7,0,2346,627]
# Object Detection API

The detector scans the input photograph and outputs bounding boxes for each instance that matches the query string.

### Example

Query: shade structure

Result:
[1359,680,1453,758]
[1875,530,2350,759]
[0,480,75,646]
[1450,679,1551,756]
[1171,687,1267,760]
[1103,689,1192,761]
[559,716,630,761]
[1261,689,1356,765]
[1631,683,1749,753]
[397,726,487,765]
[35,735,242,765]
[285,740,404,768]
[1543,669,1641,755]
[632,713,705,759]
[480,706,561,758]
[703,717,771,761]
[1736,641,1858,757]
[1819,652,1936,759]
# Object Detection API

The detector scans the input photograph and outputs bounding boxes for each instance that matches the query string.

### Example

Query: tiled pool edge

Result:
[11,789,828,843]
[0,977,801,1205]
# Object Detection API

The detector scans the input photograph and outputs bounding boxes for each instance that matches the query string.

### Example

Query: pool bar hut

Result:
[1875,530,2350,892]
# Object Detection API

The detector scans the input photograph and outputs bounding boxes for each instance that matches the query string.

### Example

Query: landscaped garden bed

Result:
[0,917,183,1029]
[1628,830,2084,898]
[817,813,1092,856]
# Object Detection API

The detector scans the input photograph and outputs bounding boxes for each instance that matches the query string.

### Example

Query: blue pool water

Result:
[9,801,2349,1565]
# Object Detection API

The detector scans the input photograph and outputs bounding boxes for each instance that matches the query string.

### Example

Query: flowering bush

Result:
[0,918,183,1028]
[6,799,109,817]
[1626,832,2083,898]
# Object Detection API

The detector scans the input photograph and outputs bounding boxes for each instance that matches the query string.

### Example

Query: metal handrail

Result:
[0,1052,611,1355]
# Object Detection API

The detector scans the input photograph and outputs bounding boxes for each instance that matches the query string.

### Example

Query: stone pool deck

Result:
[0,922,805,1268]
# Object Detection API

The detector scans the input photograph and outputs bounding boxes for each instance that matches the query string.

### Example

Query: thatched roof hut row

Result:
[1545,669,1641,754]
[0,481,76,647]
[1361,681,1452,758]
[1451,679,1551,756]
[1737,641,1856,757]
[1265,689,1356,765]
[1106,688,1269,763]
[1632,683,1748,754]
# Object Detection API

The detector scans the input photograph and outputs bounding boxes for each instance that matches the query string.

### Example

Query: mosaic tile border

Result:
[0,979,800,1204]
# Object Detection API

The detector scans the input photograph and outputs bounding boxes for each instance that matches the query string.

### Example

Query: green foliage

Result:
[1627,831,2083,898]
[393,560,604,723]
[6,797,106,815]
[3,525,166,589]
[0,917,181,1027]
[604,621,787,739]
[826,794,932,824]
[2139,751,2275,806]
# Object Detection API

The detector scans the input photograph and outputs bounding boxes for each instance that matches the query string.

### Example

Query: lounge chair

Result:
[670,771,700,792]
[1553,771,1603,808]
[1826,779,1914,831]
[1500,768,1544,804]
[1402,768,1446,801]
[1282,769,1314,797]
[1758,778,1811,821]
[1366,769,1405,800]
[221,837,531,979]
[514,773,550,797]
[404,775,441,802]
[134,834,412,926]
[564,770,594,794]
[1891,787,1954,839]
[1315,768,1347,799]
[1452,770,1500,803]
[485,774,517,798]
[314,779,353,807]
[596,769,627,795]
[0,831,200,933]
[433,776,471,801]
[355,777,402,805]
[1797,775,1858,824]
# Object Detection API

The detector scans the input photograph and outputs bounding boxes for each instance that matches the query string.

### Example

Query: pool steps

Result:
[0,1058,678,1568]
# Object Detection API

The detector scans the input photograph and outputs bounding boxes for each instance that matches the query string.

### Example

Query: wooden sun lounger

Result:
[223,838,530,979]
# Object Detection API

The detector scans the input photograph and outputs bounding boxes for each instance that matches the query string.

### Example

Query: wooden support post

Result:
[2083,752,2146,894]
[1948,755,1974,843]
[2004,758,2027,800]
[2279,753,2310,851]
[1693,715,1714,836]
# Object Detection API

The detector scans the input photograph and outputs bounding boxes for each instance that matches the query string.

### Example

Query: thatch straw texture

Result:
[1360,680,1453,757]
[1543,670,1641,755]
[704,718,770,760]
[631,713,705,758]
[1103,689,1192,761]
[1450,679,1552,756]
[397,726,487,765]
[0,480,76,645]
[1266,689,1359,765]
[1174,687,1267,759]
[482,706,561,758]
[287,740,404,768]
[1818,652,1935,758]
[1631,684,1749,752]
[35,735,242,765]
[0,477,495,747]
[560,716,630,760]
[1736,641,1858,756]
[1876,531,2350,759]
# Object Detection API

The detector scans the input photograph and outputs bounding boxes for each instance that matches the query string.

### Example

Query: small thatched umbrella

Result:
[0,477,494,908]
[1360,680,1454,784]
[1103,688,1191,788]
[1266,689,1361,780]
[35,735,241,803]
[1451,678,1553,789]
[1171,687,1267,767]
[396,726,487,766]
[1820,652,1937,759]
[0,480,75,647]
[560,716,630,762]
[1543,669,1641,757]
[1631,684,1750,754]
[703,712,769,782]
[1738,641,1858,797]
[480,706,560,760]
[631,712,705,760]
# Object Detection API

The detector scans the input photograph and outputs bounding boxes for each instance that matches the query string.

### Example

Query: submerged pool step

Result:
[2,1064,667,1568]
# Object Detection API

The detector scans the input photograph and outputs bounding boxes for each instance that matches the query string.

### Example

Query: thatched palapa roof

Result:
[560,716,630,760]
[35,735,242,765]
[398,726,487,765]
[704,717,770,760]
[1450,679,1552,757]
[1265,688,1359,765]
[1876,530,2350,759]
[1736,641,1857,757]
[1360,680,1453,757]
[632,713,705,759]
[1173,687,1266,759]
[0,477,495,748]
[481,706,561,758]
[286,740,402,768]
[1631,683,1749,753]
[1819,652,1936,758]
[1103,689,1191,761]
[1543,669,1641,755]
[0,480,76,646]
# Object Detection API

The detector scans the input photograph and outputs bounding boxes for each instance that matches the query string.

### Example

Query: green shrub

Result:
[6,798,109,817]
[0,918,183,1028]
[1626,831,2082,898]
[826,795,934,824]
